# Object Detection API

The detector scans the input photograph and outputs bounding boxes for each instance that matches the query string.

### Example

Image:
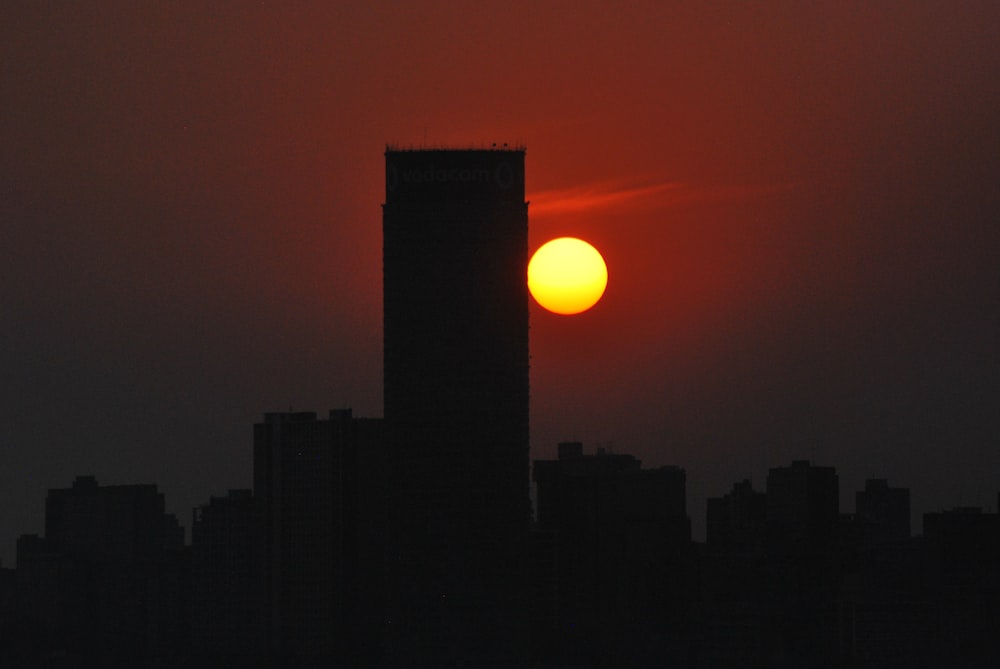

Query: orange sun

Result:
[527,237,608,315]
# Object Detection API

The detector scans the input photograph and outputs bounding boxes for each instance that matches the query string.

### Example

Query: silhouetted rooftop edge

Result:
[384,142,526,153]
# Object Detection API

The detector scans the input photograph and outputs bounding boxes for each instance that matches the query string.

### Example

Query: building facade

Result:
[24,476,187,662]
[706,479,767,551]
[382,148,531,663]
[190,489,258,659]
[533,442,694,663]
[253,409,383,665]
[855,478,910,544]
[765,459,840,554]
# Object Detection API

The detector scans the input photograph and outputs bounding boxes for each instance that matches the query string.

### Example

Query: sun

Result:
[527,237,608,315]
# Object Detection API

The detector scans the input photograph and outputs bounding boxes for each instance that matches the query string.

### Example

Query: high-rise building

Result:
[45,475,184,561]
[706,479,767,550]
[532,443,693,662]
[382,148,531,663]
[855,478,910,544]
[763,461,841,659]
[34,476,187,661]
[190,489,258,658]
[765,460,839,553]
[253,409,384,665]
[701,480,770,666]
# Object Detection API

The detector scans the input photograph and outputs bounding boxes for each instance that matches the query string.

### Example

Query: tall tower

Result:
[382,147,531,663]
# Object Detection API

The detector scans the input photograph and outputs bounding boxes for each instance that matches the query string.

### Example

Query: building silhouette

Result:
[920,506,1000,663]
[765,459,839,554]
[382,147,532,664]
[839,480,922,667]
[766,461,843,664]
[45,475,184,561]
[190,488,259,660]
[0,563,15,654]
[4,461,1000,666]
[12,534,63,650]
[533,442,693,664]
[700,479,771,668]
[254,409,384,665]
[16,476,187,664]
[855,478,910,545]
[706,479,767,551]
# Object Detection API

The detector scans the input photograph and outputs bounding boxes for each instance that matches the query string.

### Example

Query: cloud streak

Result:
[528,178,790,219]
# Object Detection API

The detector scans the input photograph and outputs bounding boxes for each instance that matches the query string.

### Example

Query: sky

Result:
[2,1,999,566]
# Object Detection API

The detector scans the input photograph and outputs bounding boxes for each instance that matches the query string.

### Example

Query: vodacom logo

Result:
[387,159,520,192]
[494,162,514,190]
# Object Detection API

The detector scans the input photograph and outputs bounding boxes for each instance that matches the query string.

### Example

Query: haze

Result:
[2,2,998,566]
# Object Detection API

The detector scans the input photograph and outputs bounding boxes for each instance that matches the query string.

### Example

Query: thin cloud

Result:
[528,178,790,219]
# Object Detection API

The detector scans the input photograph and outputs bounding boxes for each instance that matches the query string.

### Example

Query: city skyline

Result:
[14,436,999,665]
[3,2,999,570]
[7,436,993,556]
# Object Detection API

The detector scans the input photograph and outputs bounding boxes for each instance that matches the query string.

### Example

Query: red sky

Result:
[2,1,999,564]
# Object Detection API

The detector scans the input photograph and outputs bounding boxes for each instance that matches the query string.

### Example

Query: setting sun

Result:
[527,237,608,315]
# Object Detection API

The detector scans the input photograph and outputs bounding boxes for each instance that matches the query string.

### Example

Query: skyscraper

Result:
[382,147,531,663]
[253,409,384,665]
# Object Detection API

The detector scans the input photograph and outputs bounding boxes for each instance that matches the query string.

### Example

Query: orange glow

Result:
[528,237,608,315]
